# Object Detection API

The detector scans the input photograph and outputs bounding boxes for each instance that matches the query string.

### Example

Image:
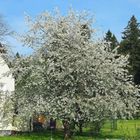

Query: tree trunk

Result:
[79,121,83,134]
[111,119,117,130]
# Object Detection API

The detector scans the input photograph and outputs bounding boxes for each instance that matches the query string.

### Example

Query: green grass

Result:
[101,120,140,138]
[0,120,139,140]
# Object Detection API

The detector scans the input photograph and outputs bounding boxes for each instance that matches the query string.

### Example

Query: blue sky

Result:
[0,0,140,55]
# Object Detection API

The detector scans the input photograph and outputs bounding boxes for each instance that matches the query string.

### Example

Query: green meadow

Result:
[0,120,139,140]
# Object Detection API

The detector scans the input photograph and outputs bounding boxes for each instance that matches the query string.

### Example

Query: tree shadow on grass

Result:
[4,130,124,140]
[21,130,64,140]
[74,131,123,140]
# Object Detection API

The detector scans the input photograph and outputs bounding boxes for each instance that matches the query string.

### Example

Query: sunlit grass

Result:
[0,120,139,140]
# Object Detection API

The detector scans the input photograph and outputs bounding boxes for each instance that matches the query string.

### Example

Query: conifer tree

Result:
[104,30,119,50]
[120,15,140,83]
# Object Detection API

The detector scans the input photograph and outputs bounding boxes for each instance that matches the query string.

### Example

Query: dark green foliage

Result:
[120,15,140,80]
[104,30,119,50]
[0,42,7,53]
[121,15,140,53]
[15,52,20,58]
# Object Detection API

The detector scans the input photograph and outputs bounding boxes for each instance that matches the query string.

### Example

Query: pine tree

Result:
[104,30,119,50]
[120,15,140,54]
[120,15,140,82]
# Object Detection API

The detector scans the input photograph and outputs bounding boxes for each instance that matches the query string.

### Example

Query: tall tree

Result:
[120,15,140,53]
[104,30,119,50]
[12,10,139,133]
[120,15,140,83]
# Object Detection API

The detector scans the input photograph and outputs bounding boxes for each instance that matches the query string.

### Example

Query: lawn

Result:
[100,120,140,139]
[0,120,139,140]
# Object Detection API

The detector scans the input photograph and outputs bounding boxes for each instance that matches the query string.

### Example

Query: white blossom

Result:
[12,10,139,127]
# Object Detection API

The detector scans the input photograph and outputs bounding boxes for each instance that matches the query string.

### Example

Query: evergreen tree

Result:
[120,15,140,82]
[15,52,20,58]
[104,30,119,50]
[120,15,140,54]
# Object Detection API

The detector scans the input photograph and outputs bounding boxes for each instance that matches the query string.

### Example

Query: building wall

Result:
[0,56,15,132]
[0,56,14,93]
